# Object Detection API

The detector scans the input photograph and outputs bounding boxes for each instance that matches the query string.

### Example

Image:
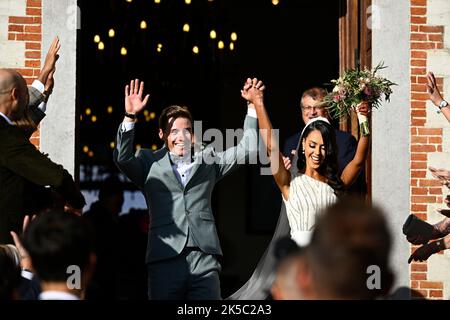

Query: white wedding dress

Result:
[283,172,337,246]
[228,170,337,300]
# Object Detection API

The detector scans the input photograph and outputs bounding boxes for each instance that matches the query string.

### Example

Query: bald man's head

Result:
[0,69,29,121]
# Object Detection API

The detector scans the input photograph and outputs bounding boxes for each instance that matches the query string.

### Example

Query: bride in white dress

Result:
[229,78,370,299]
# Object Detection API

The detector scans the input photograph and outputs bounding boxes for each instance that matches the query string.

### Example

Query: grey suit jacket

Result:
[114,115,258,263]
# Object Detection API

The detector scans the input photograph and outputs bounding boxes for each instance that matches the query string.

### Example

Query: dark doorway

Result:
[77,0,339,298]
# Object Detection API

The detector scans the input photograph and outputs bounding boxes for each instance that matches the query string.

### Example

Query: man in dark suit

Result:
[283,87,366,192]
[0,68,85,243]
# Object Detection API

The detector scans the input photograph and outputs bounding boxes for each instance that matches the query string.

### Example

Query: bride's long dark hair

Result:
[297,120,344,195]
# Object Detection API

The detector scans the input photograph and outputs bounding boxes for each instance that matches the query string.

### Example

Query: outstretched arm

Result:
[340,102,371,188]
[37,36,60,85]
[427,71,450,122]
[243,78,291,199]
[114,79,151,188]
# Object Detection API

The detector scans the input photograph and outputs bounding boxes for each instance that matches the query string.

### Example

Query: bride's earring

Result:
[302,148,305,154]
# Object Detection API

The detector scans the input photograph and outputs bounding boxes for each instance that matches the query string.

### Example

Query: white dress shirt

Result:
[39,291,80,300]
[31,79,47,112]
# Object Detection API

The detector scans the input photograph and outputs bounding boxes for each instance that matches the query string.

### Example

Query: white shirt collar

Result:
[0,112,13,125]
[39,291,80,300]
[169,151,192,166]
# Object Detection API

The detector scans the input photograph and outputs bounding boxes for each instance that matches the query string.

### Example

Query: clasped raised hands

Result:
[241,77,265,106]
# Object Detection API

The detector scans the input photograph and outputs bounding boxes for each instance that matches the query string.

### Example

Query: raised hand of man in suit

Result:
[124,79,150,117]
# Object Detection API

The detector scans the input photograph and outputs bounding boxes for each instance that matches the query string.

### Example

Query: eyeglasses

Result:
[301,106,325,113]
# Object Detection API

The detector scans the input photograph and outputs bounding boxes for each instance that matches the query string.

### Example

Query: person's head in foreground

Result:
[23,210,96,300]
[298,197,394,299]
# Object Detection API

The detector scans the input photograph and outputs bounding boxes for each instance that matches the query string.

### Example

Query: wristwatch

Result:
[438,100,449,113]
[124,112,137,120]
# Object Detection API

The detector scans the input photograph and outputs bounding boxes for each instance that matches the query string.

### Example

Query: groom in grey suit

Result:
[114,79,260,299]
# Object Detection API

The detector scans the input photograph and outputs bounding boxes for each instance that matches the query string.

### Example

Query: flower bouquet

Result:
[323,62,396,136]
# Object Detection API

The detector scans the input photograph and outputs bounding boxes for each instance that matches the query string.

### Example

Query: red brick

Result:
[411,7,426,15]
[411,161,427,169]
[412,187,428,195]
[411,51,427,59]
[411,153,427,161]
[411,42,435,50]
[411,16,427,24]
[411,110,426,117]
[411,280,419,289]
[411,204,427,211]
[25,51,40,59]
[9,16,35,24]
[436,43,444,49]
[411,179,418,187]
[33,17,42,24]
[412,196,437,203]
[26,42,40,50]
[24,25,41,33]
[420,281,443,289]
[417,76,428,84]
[419,179,441,187]
[8,33,15,40]
[15,68,34,77]
[27,0,42,7]
[411,84,427,92]
[411,273,427,281]
[429,290,443,298]
[412,118,425,126]
[418,128,442,135]
[428,34,443,42]
[411,101,426,109]
[412,136,427,143]
[26,8,42,16]
[33,69,41,77]
[411,263,428,272]
[411,170,426,178]
[437,145,443,152]
[8,24,24,32]
[411,68,427,76]
[411,92,429,100]
[420,26,444,33]
[16,33,41,41]
[411,0,426,5]
[429,188,442,195]
[411,59,427,68]
[411,33,428,41]
[25,60,40,68]
[411,25,419,32]
[429,137,442,144]
[412,128,418,135]
[411,144,436,153]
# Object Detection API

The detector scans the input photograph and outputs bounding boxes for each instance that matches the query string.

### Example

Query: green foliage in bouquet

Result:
[323,62,397,120]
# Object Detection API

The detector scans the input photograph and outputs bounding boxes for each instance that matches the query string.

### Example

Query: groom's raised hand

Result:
[124,79,150,117]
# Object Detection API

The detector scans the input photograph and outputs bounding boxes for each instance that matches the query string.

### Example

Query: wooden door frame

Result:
[339,0,372,199]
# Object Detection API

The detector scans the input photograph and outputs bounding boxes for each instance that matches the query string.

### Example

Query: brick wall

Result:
[1,0,42,147]
[410,0,450,299]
